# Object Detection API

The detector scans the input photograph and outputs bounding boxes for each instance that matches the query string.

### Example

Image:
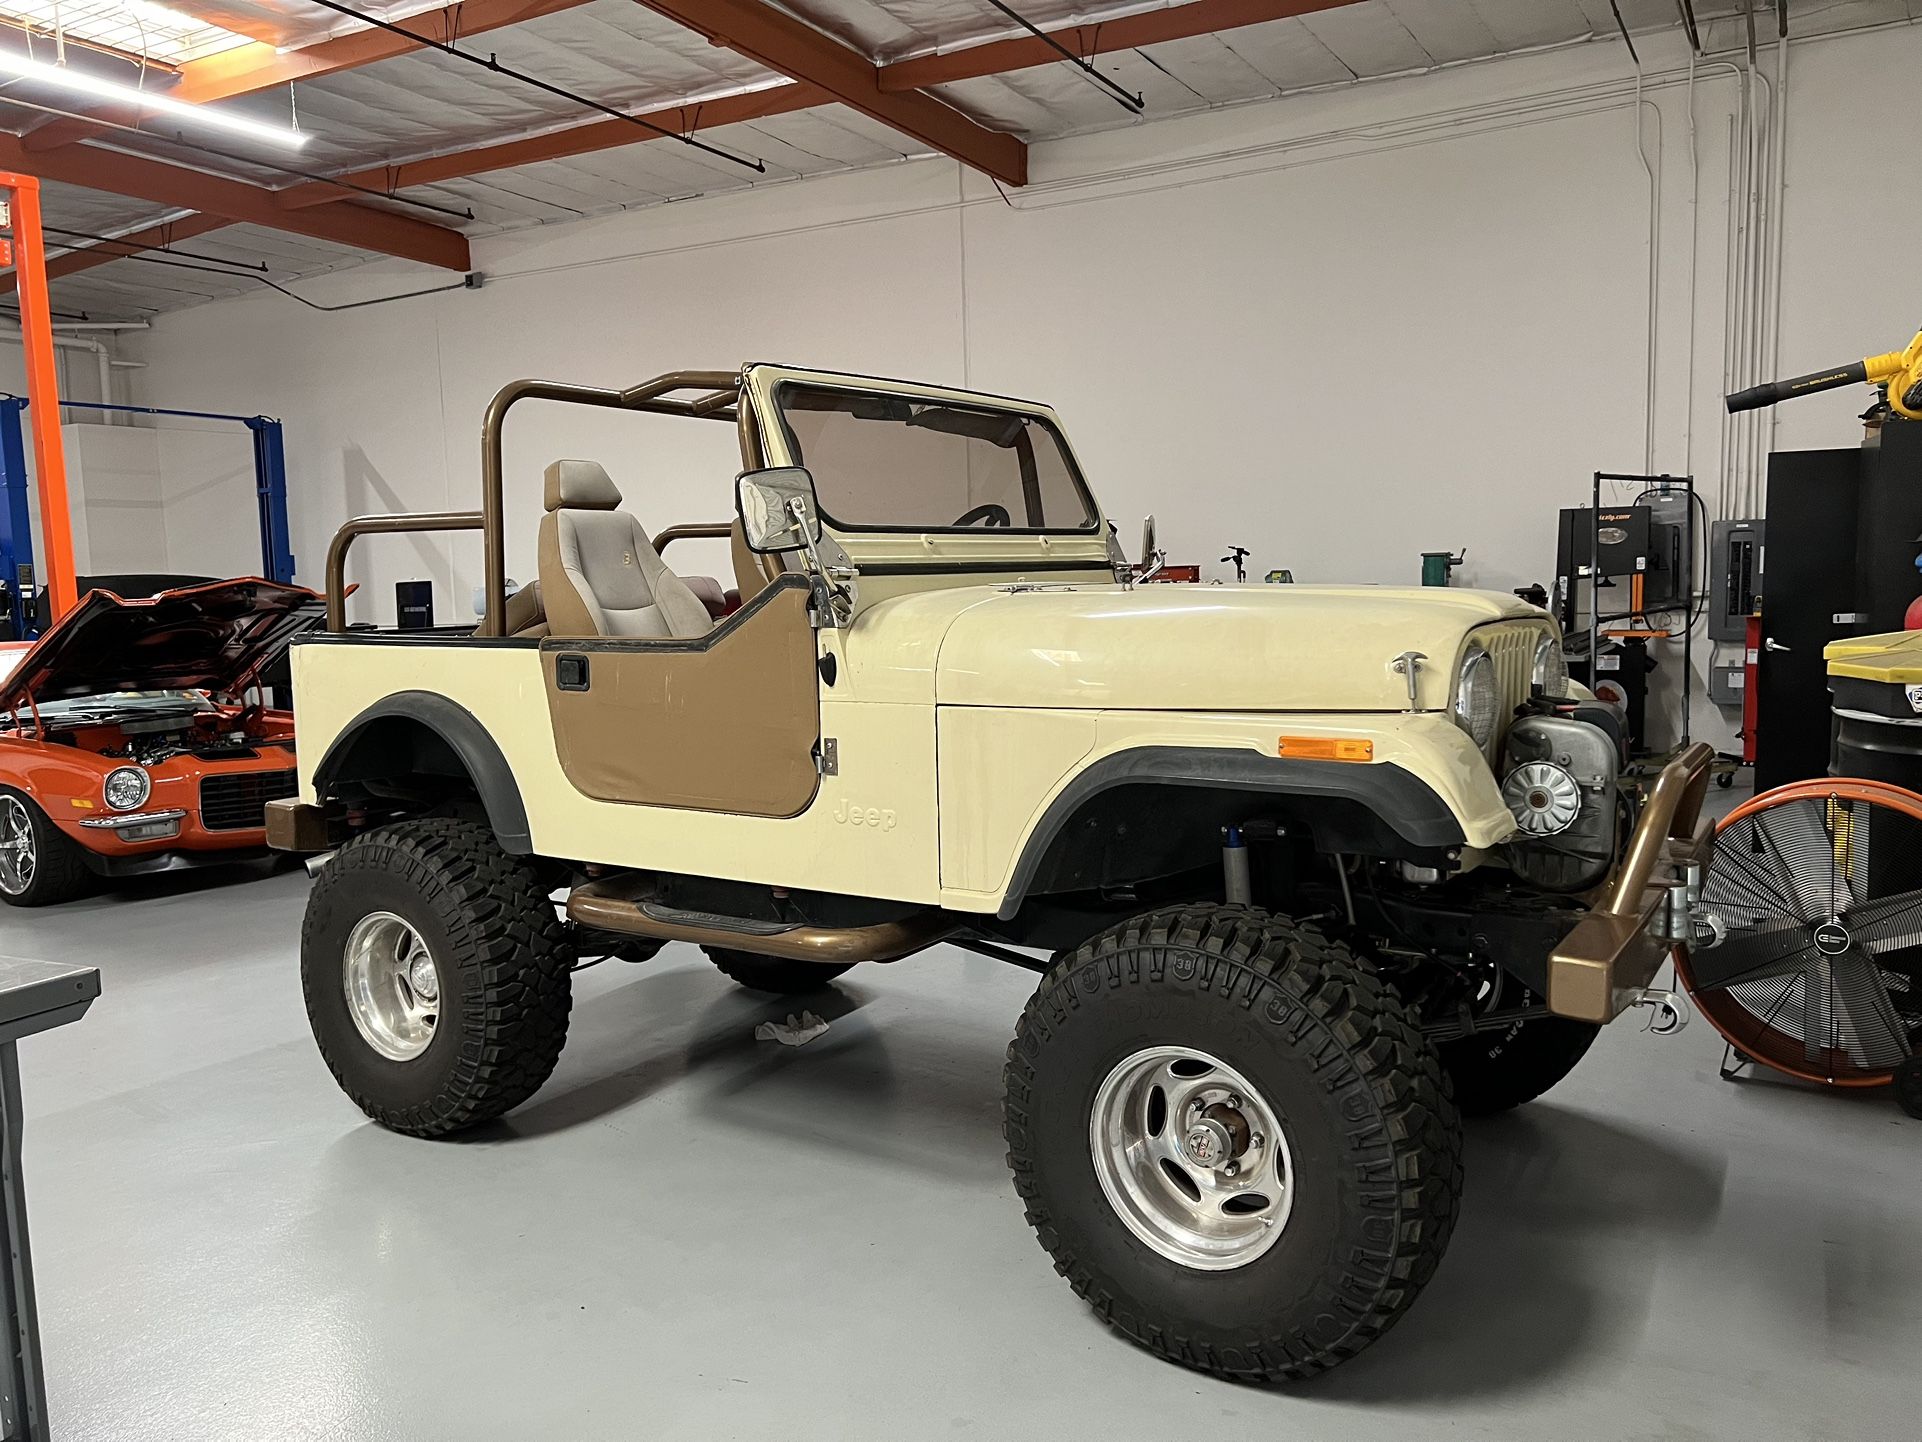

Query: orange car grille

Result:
[199,769,298,832]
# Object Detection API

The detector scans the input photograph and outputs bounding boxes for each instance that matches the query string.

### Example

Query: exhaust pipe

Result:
[568,874,956,965]
[304,850,337,879]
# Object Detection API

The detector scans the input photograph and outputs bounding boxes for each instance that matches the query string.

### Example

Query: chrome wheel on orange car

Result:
[0,794,35,896]
[0,788,89,907]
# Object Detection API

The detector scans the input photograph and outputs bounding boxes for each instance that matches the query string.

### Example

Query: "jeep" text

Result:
[832,799,896,830]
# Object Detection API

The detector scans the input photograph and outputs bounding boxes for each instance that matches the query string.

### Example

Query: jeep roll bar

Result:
[322,370,745,635]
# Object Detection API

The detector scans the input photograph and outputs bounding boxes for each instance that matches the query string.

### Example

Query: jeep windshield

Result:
[774,383,1097,534]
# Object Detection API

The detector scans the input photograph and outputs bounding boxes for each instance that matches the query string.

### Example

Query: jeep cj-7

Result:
[271,365,1721,1382]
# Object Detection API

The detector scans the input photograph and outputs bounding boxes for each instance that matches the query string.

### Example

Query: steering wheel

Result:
[952,503,1012,528]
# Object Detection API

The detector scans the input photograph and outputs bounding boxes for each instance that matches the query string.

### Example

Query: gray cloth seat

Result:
[536,459,713,639]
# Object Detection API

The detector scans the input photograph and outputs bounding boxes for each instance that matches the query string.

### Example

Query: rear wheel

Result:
[301,818,573,1136]
[0,789,91,907]
[1004,904,1462,1383]
[704,947,853,994]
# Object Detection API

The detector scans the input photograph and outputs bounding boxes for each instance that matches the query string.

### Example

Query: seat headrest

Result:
[544,459,623,512]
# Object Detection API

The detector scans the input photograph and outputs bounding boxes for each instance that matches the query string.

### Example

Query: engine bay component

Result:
[1502,709,1621,892]
[1502,760,1581,837]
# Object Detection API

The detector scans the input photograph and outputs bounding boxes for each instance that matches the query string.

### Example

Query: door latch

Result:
[556,654,591,691]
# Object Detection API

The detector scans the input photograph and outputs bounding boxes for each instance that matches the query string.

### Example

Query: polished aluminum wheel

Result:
[343,911,441,1062]
[1089,1046,1295,1271]
[0,796,35,897]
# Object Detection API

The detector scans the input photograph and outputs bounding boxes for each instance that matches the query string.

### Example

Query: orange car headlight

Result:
[103,767,151,813]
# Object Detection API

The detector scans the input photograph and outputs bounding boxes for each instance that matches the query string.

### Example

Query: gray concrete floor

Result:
[11,851,1921,1441]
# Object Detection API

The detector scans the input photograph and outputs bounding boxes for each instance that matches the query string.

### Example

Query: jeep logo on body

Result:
[832,799,896,830]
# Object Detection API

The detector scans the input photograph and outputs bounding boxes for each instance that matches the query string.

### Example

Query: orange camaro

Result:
[0,578,323,906]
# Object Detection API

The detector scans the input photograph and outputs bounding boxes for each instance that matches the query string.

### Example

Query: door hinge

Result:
[816,738,839,776]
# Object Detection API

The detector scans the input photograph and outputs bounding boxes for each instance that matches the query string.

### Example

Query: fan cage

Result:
[1677,779,1922,1087]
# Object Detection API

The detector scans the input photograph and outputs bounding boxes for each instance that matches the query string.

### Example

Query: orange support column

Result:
[0,172,76,621]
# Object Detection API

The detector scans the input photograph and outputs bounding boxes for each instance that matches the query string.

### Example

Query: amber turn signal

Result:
[1276,736,1374,762]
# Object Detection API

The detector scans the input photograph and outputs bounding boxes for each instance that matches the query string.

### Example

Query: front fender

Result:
[989,711,1515,918]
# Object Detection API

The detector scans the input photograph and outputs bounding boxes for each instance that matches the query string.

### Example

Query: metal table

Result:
[0,960,99,1442]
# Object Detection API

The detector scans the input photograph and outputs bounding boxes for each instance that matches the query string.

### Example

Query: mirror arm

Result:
[785,497,852,627]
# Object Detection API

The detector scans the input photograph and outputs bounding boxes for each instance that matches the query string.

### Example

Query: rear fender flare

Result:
[312,691,531,853]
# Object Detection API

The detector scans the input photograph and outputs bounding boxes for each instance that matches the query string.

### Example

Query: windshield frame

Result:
[768,379,1102,538]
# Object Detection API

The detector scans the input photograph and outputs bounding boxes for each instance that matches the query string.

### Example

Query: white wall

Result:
[156,424,268,579]
[61,422,163,573]
[123,19,1922,749]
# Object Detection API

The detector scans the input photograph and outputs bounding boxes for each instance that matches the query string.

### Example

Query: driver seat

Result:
[537,460,712,639]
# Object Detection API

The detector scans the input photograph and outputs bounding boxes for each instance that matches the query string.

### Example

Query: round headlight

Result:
[1532,633,1569,698]
[1454,646,1498,751]
[103,766,151,813]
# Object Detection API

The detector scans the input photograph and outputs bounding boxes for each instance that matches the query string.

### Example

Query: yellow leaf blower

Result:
[1726,327,1922,421]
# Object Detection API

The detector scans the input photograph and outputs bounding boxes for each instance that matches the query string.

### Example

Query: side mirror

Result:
[1140,514,1158,566]
[737,467,823,554]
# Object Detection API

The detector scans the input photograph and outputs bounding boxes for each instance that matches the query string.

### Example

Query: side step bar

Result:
[567,874,957,965]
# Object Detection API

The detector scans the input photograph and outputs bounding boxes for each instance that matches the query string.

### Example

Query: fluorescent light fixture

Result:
[0,0,254,64]
[0,50,308,147]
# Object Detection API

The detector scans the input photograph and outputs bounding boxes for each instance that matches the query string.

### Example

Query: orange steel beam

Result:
[23,0,599,152]
[1,173,77,619]
[628,0,1026,185]
[0,134,472,270]
[879,0,1364,91]
[0,214,228,296]
[276,81,825,206]
[287,0,1366,206]
[28,0,1371,285]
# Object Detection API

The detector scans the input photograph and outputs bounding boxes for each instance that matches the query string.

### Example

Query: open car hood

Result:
[0,578,324,711]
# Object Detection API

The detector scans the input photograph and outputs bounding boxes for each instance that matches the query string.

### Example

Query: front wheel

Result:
[1004,905,1462,1383]
[0,788,91,907]
[301,818,573,1137]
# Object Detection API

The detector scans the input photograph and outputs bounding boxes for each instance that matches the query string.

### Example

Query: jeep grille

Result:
[1479,624,1543,751]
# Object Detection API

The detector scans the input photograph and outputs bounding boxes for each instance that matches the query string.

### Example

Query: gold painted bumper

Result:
[1546,743,1716,1023]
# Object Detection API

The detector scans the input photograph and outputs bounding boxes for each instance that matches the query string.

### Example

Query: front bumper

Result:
[1546,743,1716,1023]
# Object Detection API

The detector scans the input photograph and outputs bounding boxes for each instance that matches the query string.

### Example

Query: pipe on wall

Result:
[0,327,114,414]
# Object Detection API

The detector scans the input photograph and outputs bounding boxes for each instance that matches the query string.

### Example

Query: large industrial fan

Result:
[1677,779,1922,1114]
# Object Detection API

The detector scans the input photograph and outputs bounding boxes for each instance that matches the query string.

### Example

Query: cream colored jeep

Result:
[276,365,1716,1382]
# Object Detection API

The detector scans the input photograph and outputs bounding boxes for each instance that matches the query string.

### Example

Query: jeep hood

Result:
[877,584,1545,711]
[0,578,324,711]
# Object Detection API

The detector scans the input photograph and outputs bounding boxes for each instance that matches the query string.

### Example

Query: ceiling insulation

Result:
[4,0,1912,318]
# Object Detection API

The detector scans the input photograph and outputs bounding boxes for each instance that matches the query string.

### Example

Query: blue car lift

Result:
[0,398,293,639]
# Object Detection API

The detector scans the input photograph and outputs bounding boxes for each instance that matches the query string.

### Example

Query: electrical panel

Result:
[1709,519,1764,642]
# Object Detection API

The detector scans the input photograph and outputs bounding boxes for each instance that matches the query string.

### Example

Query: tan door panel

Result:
[541,578,821,817]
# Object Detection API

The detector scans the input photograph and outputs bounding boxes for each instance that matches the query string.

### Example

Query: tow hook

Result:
[1629,987,1690,1036]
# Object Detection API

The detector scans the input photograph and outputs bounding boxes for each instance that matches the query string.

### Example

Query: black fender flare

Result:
[996,745,1468,920]
[312,691,532,853]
